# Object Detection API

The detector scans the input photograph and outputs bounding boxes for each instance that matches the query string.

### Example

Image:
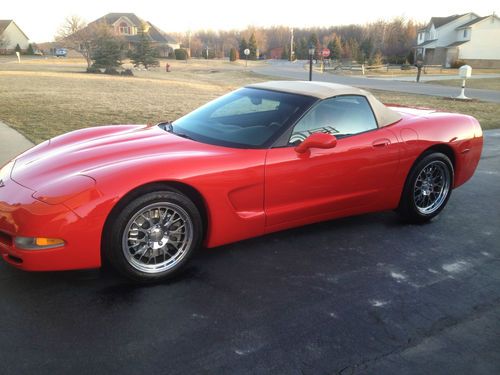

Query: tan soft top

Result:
[247,81,402,127]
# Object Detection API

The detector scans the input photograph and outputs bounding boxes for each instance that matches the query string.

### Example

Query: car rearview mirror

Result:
[295,132,337,154]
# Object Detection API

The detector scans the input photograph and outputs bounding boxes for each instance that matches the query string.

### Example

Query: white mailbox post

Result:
[457,65,472,99]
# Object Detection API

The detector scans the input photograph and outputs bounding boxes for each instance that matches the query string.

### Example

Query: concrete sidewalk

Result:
[0,121,34,164]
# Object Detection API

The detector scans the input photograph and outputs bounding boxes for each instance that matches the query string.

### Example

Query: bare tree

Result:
[55,15,98,68]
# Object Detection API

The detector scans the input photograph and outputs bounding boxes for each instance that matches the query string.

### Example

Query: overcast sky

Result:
[2,0,498,42]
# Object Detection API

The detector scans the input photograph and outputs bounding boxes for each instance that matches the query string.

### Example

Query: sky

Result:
[2,0,499,42]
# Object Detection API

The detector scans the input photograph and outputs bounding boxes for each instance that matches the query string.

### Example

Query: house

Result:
[269,47,284,59]
[415,13,500,68]
[0,20,30,54]
[87,13,180,57]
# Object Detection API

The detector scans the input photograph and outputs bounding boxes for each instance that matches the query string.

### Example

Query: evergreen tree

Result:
[26,44,34,55]
[308,33,320,58]
[281,45,289,60]
[229,47,238,61]
[296,37,308,59]
[327,36,342,60]
[239,37,248,59]
[248,33,258,60]
[130,25,159,69]
[91,34,123,70]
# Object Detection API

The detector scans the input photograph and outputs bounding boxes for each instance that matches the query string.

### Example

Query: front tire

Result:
[105,190,202,282]
[398,152,453,223]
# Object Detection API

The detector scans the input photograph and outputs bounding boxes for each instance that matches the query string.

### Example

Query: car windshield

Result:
[170,88,316,148]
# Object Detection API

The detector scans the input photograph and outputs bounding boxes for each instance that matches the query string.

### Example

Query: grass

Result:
[0,57,498,144]
[426,78,500,91]
[371,90,499,130]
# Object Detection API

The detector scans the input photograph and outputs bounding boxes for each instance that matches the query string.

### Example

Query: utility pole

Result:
[290,28,294,61]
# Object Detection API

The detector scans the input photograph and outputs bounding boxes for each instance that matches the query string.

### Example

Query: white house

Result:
[0,20,30,53]
[415,13,500,68]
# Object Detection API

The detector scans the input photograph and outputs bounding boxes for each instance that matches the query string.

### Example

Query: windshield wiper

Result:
[157,121,173,132]
[158,121,194,140]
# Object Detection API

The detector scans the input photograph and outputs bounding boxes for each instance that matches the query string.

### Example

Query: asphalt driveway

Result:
[0,131,499,375]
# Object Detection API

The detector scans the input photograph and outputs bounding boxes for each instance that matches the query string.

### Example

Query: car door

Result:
[264,95,400,229]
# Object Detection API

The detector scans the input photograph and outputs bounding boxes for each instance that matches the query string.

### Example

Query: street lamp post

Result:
[308,44,315,81]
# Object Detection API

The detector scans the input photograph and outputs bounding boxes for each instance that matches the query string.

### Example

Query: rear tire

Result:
[398,152,453,223]
[104,190,202,282]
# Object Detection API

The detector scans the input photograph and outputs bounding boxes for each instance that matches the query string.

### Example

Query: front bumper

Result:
[0,177,102,271]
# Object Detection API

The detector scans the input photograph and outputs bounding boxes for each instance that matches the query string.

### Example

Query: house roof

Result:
[0,20,29,41]
[246,81,402,127]
[0,20,12,34]
[447,41,469,47]
[431,14,465,28]
[456,15,500,29]
[88,13,177,44]
[417,39,437,47]
[95,13,143,27]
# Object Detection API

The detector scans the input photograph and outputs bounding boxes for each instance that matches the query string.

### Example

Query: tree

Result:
[26,44,34,55]
[327,35,342,60]
[229,47,238,61]
[130,24,159,69]
[14,44,21,53]
[281,45,289,60]
[248,33,257,59]
[308,33,321,58]
[239,37,248,59]
[91,27,123,71]
[56,15,96,68]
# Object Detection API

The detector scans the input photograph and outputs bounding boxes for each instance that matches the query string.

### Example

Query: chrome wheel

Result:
[413,160,451,215]
[122,202,193,274]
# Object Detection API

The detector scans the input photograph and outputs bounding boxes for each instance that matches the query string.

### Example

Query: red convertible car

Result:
[0,81,483,281]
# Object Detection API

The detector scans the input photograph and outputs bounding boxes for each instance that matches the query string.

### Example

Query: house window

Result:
[463,29,468,38]
[119,22,131,35]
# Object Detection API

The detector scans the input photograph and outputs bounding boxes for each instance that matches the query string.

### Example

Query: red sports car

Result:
[0,81,483,281]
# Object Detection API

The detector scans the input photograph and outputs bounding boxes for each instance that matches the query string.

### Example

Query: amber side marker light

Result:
[14,237,65,250]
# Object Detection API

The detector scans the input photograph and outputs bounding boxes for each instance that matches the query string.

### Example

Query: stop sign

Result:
[322,48,331,58]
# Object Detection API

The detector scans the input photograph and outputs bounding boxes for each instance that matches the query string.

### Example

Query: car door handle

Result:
[372,138,390,148]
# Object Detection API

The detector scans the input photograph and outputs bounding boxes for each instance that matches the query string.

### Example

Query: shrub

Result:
[26,44,34,55]
[86,66,101,74]
[450,59,466,69]
[401,64,412,70]
[121,69,134,76]
[104,67,120,75]
[174,49,188,60]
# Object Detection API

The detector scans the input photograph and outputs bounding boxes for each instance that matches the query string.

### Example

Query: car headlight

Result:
[14,236,65,250]
[0,161,14,182]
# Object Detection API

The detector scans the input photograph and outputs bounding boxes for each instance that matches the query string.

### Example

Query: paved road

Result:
[0,130,499,374]
[254,61,500,103]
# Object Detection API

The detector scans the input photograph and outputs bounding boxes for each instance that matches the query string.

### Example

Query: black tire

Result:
[398,152,454,223]
[104,190,203,282]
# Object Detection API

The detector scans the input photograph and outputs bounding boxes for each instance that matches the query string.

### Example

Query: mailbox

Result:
[459,65,472,79]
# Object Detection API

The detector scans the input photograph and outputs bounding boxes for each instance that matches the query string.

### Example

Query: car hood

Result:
[11,124,222,190]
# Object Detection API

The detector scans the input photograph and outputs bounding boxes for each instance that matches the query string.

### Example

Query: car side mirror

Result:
[295,132,337,154]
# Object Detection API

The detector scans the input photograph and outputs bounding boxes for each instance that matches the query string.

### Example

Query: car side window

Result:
[289,95,378,144]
